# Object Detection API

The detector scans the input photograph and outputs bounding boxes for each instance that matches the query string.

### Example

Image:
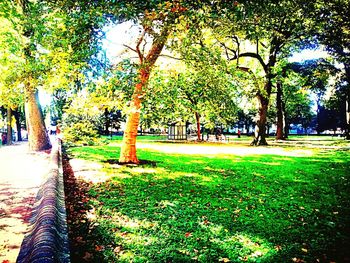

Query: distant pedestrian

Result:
[1,133,7,145]
[237,130,241,138]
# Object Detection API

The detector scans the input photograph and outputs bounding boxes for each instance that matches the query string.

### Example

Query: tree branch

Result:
[218,40,237,61]
[123,44,137,53]
[240,52,268,73]
[159,54,182,60]
[136,29,146,63]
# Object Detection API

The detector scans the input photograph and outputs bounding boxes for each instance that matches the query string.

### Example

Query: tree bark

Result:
[104,108,110,136]
[251,95,269,145]
[276,81,284,140]
[119,24,169,164]
[251,78,272,146]
[344,65,350,140]
[195,112,201,141]
[13,110,23,141]
[346,90,350,140]
[119,68,149,164]
[7,107,13,145]
[284,116,289,139]
[25,88,51,151]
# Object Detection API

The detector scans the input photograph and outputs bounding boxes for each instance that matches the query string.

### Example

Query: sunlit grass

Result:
[66,141,350,262]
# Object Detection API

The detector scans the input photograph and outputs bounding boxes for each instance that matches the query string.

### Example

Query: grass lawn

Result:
[64,139,350,263]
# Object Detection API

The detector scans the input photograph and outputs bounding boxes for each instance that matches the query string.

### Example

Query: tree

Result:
[117,1,208,163]
[0,3,25,145]
[211,0,315,145]
[308,0,350,138]
[288,59,336,134]
[1,0,100,151]
[146,66,238,141]
[280,71,314,137]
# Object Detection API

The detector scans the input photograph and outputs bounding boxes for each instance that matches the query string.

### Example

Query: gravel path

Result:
[0,142,51,263]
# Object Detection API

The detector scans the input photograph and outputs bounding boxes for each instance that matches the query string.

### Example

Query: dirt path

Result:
[0,142,51,263]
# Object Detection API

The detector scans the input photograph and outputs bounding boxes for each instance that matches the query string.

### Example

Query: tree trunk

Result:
[7,107,13,145]
[346,91,350,140]
[119,69,149,164]
[284,115,289,139]
[25,89,51,151]
[344,66,350,140]
[104,108,110,135]
[316,97,321,135]
[251,94,269,146]
[13,110,22,141]
[118,25,169,164]
[282,99,288,139]
[276,81,284,140]
[195,112,201,141]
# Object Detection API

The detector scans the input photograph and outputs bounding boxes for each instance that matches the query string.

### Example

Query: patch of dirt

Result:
[63,154,110,262]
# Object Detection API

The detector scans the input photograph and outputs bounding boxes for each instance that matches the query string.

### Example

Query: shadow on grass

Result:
[63,154,118,262]
[65,145,350,262]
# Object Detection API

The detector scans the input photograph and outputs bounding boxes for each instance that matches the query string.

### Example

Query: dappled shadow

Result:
[65,145,350,262]
[0,186,37,224]
[105,159,158,167]
[63,153,118,262]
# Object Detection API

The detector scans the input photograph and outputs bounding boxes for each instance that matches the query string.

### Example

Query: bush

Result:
[63,121,99,146]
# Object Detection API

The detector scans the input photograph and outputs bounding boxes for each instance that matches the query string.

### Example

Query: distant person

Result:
[237,130,241,138]
[215,128,221,141]
[49,125,56,135]
[1,133,7,145]
[56,124,61,135]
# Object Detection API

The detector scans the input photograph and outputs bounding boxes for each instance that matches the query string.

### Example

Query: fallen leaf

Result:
[185,232,192,237]
[95,245,105,251]
[83,252,93,261]
[114,246,122,253]
[252,251,263,257]
[275,245,282,251]
[121,232,128,237]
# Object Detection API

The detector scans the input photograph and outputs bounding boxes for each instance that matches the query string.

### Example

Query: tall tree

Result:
[309,0,350,138]
[212,0,314,145]
[0,3,25,145]
[288,59,336,134]
[117,1,205,163]
[146,66,238,141]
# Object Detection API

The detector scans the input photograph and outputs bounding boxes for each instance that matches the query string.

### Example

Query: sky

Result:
[288,48,329,63]
[102,22,329,64]
[40,24,330,108]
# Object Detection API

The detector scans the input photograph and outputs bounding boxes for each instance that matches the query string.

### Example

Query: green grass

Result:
[66,141,350,263]
[104,134,168,141]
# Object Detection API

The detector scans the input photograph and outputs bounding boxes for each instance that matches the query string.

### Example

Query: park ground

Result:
[64,135,350,263]
[0,142,51,262]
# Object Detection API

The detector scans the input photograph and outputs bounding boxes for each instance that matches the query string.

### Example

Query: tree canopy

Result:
[0,0,348,157]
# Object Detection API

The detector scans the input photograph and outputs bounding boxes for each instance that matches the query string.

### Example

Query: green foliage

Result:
[66,140,350,262]
[0,8,25,109]
[62,78,125,145]
[145,67,238,129]
[63,122,99,146]
[61,92,103,146]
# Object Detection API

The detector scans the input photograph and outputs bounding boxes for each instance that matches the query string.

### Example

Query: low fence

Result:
[17,139,70,263]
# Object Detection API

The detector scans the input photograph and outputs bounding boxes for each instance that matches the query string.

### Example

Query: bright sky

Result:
[288,48,329,62]
[39,23,330,109]
[103,22,330,64]
[102,21,141,64]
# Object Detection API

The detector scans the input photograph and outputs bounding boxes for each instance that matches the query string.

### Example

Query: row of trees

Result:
[0,0,349,163]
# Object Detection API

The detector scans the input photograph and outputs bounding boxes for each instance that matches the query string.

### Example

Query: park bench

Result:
[17,139,70,263]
